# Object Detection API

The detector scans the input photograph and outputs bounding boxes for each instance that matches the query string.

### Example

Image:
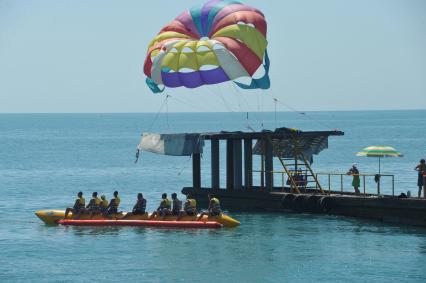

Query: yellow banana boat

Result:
[35,210,240,228]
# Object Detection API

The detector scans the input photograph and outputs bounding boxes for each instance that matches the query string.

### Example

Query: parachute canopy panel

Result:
[143,0,270,93]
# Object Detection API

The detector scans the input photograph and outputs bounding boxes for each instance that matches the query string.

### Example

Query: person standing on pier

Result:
[415,159,426,198]
[347,164,361,195]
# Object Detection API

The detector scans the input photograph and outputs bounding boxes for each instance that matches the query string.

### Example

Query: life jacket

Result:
[110,196,120,209]
[172,199,182,212]
[100,199,108,208]
[184,199,197,213]
[135,198,146,211]
[211,198,221,212]
[160,198,171,209]
[88,197,101,209]
[74,197,85,209]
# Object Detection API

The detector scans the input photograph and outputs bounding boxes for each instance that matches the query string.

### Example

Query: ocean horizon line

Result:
[0,108,425,115]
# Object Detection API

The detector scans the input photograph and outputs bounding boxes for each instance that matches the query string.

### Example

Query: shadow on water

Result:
[37,224,236,238]
[228,210,426,236]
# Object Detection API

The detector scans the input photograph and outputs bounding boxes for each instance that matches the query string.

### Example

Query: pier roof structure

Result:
[201,127,344,140]
[138,127,344,193]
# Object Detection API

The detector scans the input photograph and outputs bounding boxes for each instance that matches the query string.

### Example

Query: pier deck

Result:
[182,187,426,226]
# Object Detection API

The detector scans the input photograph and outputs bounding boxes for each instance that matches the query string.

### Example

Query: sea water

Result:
[1,111,426,282]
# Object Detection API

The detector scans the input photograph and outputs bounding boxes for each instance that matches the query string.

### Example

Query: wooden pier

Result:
[179,128,426,227]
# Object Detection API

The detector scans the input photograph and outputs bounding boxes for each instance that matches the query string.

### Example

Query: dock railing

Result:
[315,172,395,196]
[252,170,396,196]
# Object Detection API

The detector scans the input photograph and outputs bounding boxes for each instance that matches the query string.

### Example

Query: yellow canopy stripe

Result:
[148,31,190,49]
[160,40,221,71]
[212,24,267,60]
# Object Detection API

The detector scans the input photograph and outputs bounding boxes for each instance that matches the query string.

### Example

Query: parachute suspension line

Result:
[229,83,244,113]
[271,97,304,115]
[147,94,170,132]
[176,156,192,176]
[271,97,335,130]
[259,90,265,129]
[136,94,169,163]
[246,112,256,132]
[165,96,170,131]
[166,93,211,113]
[273,98,278,129]
[228,81,250,131]
[231,82,261,132]
[216,85,235,113]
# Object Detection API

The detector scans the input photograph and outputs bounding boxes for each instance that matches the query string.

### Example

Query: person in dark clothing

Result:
[415,159,426,198]
[171,193,182,216]
[65,192,85,218]
[132,193,147,215]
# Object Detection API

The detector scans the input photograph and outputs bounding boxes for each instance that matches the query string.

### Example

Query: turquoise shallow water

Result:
[1,111,426,282]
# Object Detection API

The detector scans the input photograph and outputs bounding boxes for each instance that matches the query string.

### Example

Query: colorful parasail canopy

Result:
[143,0,270,93]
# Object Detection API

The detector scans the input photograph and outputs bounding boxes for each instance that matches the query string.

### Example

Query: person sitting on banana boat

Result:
[106,191,120,215]
[86,192,101,217]
[99,195,109,214]
[171,193,182,216]
[197,194,221,220]
[65,191,85,218]
[130,193,146,215]
[151,193,172,217]
[177,194,197,219]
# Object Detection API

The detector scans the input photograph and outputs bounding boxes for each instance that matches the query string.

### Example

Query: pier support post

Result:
[226,139,234,190]
[211,139,220,189]
[192,153,201,190]
[244,139,252,190]
[260,140,265,188]
[233,139,242,190]
[265,139,274,191]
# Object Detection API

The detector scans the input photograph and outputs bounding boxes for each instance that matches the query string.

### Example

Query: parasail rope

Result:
[147,94,170,132]
[271,96,336,130]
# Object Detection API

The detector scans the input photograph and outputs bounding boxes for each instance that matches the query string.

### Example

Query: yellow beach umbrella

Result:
[356,146,403,173]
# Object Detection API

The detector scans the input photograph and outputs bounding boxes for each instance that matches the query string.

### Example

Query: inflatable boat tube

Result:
[58,219,223,229]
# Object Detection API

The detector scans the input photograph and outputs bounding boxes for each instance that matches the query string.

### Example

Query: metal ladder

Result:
[269,138,324,194]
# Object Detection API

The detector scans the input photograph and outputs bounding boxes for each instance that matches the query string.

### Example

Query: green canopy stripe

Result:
[356,146,403,157]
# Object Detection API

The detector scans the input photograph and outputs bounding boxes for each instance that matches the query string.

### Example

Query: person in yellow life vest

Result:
[106,191,120,215]
[177,194,197,219]
[99,195,109,214]
[152,193,172,217]
[197,194,221,220]
[86,192,101,216]
[65,191,85,218]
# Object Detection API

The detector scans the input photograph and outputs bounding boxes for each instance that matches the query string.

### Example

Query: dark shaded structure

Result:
[139,127,426,227]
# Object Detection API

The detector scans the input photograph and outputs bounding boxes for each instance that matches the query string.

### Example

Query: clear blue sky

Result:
[1,0,425,113]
